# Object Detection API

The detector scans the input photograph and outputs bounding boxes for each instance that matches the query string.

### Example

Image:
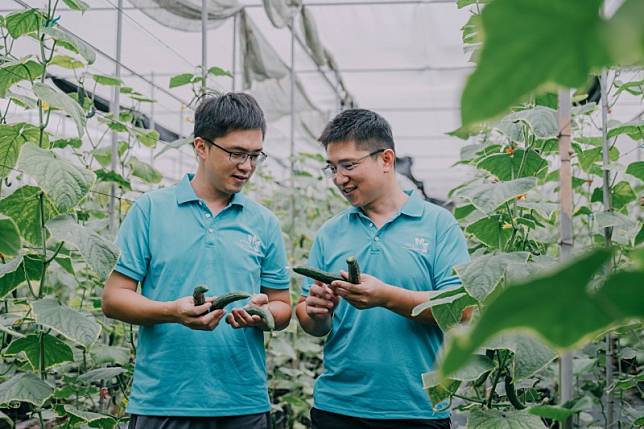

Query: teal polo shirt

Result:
[301,190,470,419]
[114,173,289,416]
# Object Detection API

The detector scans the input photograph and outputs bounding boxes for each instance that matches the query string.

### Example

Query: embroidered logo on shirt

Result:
[239,234,262,254]
[407,237,429,255]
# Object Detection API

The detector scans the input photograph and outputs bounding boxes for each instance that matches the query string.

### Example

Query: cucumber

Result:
[209,291,251,311]
[346,256,361,284]
[293,266,345,285]
[192,285,209,306]
[245,305,275,330]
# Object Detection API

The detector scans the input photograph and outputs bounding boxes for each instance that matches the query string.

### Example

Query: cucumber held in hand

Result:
[346,256,361,284]
[209,291,251,311]
[245,304,275,330]
[293,266,345,285]
[193,285,209,306]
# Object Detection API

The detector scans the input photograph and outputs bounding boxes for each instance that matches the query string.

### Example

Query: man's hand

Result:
[305,281,339,320]
[331,272,390,310]
[174,296,225,330]
[226,293,270,329]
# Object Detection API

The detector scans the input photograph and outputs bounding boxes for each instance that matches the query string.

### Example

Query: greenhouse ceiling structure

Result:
[3,0,642,200]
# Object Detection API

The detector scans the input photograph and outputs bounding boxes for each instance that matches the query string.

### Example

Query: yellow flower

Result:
[502,223,513,230]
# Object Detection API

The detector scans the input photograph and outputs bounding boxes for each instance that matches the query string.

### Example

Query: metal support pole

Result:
[150,71,156,168]
[108,0,123,233]
[557,88,573,429]
[232,13,238,92]
[600,69,616,429]
[201,0,208,95]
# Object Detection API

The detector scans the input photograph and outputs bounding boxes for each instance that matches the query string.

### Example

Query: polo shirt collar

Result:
[176,173,247,208]
[348,189,424,219]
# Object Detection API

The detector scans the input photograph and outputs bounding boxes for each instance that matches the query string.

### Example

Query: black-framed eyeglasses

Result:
[202,137,268,165]
[322,149,386,178]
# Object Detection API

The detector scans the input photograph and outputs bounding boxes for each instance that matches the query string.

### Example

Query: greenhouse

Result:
[0,0,642,428]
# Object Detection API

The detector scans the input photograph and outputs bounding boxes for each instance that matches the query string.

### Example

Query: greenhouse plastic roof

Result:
[4,0,642,200]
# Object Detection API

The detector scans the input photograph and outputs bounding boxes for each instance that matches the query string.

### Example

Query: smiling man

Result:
[102,93,291,429]
[296,109,470,429]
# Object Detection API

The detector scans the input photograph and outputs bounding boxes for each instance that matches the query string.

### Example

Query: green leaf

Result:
[62,0,90,12]
[78,367,126,383]
[460,0,611,126]
[455,252,530,302]
[208,66,233,77]
[0,254,42,299]
[484,333,556,380]
[0,214,21,257]
[169,73,195,88]
[32,82,86,137]
[95,169,132,191]
[90,345,130,366]
[607,121,643,140]
[495,107,559,141]
[92,74,122,87]
[0,122,41,180]
[0,373,53,407]
[0,185,56,244]
[17,143,95,213]
[5,9,43,38]
[51,137,82,149]
[134,128,159,148]
[5,334,74,370]
[46,215,119,281]
[43,27,95,64]
[129,157,162,184]
[440,249,644,378]
[422,372,460,408]
[456,0,489,9]
[49,55,85,69]
[0,60,44,97]
[31,298,101,348]
[528,405,574,421]
[467,408,546,429]
[457,177,537,214]
[591,181,637,210]
[477,149,548,181]
[423,287,478,332]
[575,145,619,174]
[61,405,116,428]
[0,410,12,428]
[625,161,644,181]
[466,215,512,249]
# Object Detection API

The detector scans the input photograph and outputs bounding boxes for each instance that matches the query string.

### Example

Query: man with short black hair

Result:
[102,93,291,429]
[296,109,470,429]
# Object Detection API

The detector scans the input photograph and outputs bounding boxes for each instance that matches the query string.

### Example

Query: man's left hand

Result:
[331,272,390,309]
[226,293,270,329]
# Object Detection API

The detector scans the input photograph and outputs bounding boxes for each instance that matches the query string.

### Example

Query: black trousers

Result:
[310,408,451,429]
[127,412,270,429]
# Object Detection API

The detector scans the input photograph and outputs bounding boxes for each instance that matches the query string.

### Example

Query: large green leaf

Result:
[477,149,548,182]
[457,177,537,214]
[169,73,196,88]
[17,143,95,213]
[46,216,119,281]
[43,27,95,65]
[62,405,116,428]
[467,408,546,429]
[625,161,644,181]
[129,157,162,184]
[0,185,56,245]
[0,122,41,179]
[466,215,512,249]
[460,0,611,125]
[440,249,644,378]
[90,345,130,366]
[78,367,126,383]
[5,9,43,38]
[590,181,637,210]
[31,298,101,348]
[495,107,559,141]
[92,74,122,87]
[0,254,42,299]
[5,333,74,370]
[0,373,53,407]
[32,82,86,137]
[607,120,643,140]
[455,252,530,303]
[62,0,90,12]
[484,333,556,380]
[0,410,12,428]
[0,60,44,97]
[0,214,20,257]
[431,288,478,332]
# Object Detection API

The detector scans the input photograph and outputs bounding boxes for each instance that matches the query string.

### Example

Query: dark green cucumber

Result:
[346,256,361,284]
[209,291,251,311]
[293,266,345,285]
[193,285,209,306]
[245,305,275,330]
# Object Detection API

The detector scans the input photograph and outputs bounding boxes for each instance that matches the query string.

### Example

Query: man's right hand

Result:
[305,281,339,321]
[173,296,225,330]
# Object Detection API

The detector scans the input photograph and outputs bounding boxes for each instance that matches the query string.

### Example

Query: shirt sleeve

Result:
[300,235,324,297]
[260,216,290,290]
[432,220,470,291]
[114,197,151,282]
